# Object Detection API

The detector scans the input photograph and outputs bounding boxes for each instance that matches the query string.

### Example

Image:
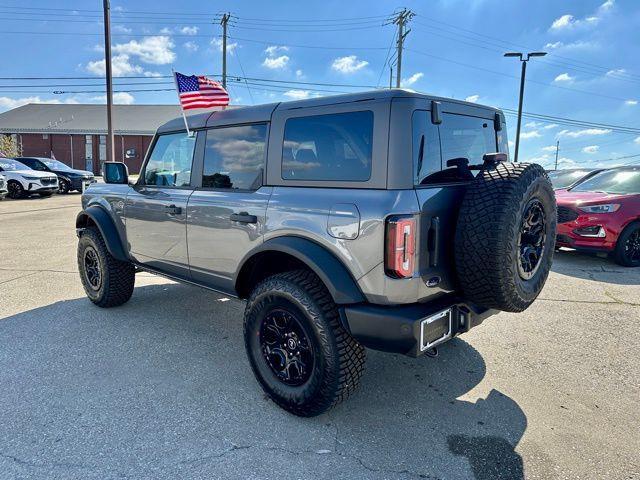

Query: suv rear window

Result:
[282,111,373,182]
[439,113,497,167]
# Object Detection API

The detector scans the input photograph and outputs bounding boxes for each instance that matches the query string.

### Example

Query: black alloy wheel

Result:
[260,308,314,386]
[614,222,640,267]
[7,181,24,199]
[624,229,640,263]
[83,245,102,291]
[58,178,70,194]
[517,199,547,280]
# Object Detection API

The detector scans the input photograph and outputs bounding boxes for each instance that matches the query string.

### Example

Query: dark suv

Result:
[75,90,556,416]
[16,157,95,194]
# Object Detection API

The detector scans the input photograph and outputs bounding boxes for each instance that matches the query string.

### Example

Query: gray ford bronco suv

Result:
[76,90,556,416]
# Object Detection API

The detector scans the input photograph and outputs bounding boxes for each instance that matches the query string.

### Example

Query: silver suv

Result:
[76,89,556,416]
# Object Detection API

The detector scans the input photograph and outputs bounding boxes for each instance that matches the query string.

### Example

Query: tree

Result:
[0,134,21,158]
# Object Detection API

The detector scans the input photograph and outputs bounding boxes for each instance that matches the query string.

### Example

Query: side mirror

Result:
[103,162,128,184]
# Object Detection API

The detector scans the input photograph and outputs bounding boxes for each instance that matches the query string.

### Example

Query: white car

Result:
[0,158,58,199]
[0,173,7,200]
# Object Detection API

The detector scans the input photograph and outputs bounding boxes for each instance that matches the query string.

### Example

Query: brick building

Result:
[0,104,193,174]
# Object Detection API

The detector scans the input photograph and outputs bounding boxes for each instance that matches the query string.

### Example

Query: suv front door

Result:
[186,123,271,292]
[125,131,197,277]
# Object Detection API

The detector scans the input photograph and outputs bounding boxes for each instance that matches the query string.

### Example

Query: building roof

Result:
[0,103,218,135]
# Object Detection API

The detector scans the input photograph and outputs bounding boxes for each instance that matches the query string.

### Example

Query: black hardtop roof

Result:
[156,89,502,134]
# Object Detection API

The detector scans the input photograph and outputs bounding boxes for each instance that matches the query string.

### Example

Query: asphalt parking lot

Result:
[1,194,638,480]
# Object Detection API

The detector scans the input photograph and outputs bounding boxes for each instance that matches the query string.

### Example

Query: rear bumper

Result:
[340,296,497,357]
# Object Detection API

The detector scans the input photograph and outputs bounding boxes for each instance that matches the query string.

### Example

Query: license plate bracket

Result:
[420,308,453,351]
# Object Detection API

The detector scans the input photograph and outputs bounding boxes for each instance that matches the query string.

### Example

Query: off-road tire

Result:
[7,180,24,199]
[613,221,640,267]
[77,227,135,307]
[243,270,365,417]
[454,162,556,312]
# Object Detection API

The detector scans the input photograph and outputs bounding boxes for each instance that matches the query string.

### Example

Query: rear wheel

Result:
[614,221,640,267]
[77,227,135,307]
[243,270,365,417]
[454,163,557,312]
[7,180,24,199]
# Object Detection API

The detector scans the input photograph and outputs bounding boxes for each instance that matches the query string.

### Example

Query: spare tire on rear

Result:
[454,162,556,312]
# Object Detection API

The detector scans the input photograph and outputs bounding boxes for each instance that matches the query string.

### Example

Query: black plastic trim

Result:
[235,236,366,305]
[76,206,129,262]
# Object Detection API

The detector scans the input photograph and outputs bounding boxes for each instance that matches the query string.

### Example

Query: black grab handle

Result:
[230,212,258,224]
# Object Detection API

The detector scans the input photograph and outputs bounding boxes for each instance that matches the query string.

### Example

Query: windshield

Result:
[571,168,640,195]
[42,159,72,171]
[0,159,31,171]
[547,169,594,189]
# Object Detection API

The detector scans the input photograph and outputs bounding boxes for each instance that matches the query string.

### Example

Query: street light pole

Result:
[103,0,115,165]
[504,51,547,162]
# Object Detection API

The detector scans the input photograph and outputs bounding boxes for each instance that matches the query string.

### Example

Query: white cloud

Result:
[264,45,289,56]
[543,123,559,130]
[520,131,541,139]
[262,55,289,69]
[554,73,574,83]
[113,36,175,64]
[211,38,238,54]
[625,99,638,106]
[465,94,480,103]
[544,41,563,49]
[525,121,542,128]
[550,14,575,30]
[180,26,199,35]
[183,41,198,52]
[90,92,135,105]
[606,68,626,77]
[582,145,599,154]
[634,136,640,145]
[541,145,558,152]
[159,27,172,35]
[401,72,424,87]
[549,0,614,31]
[331,55,368,74]
[86,54,144,77]
[544,41,598,51]
[283,89,311,100]
[559,128,612,138]
[295,69,304,79]
[113,25,132,34]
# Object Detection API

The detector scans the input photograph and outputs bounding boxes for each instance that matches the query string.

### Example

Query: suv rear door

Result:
[186,123,270,292]
[125,131,197,277]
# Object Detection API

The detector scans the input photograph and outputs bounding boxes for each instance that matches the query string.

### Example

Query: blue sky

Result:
[0,0,639,168]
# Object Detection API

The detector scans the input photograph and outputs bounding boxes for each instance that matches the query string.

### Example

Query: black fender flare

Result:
[76,206,129,262]
[235,236,365,305]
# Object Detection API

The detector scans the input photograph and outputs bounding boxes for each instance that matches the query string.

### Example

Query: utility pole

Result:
[220,13,230,90]
[554,140,560,170]
[102,0,115,164]
[504,51,547,162]
[389,66,393,89]
[394,9,414,88]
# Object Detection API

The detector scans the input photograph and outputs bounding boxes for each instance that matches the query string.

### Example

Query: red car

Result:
[555,166,640,267]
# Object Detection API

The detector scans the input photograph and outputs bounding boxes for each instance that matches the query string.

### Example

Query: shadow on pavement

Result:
[0,283,527,479]
[551,249,640,285]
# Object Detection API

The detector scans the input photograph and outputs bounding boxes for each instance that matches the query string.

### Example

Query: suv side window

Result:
[282,111,373,182]
[143,132,195,187]
[439,113,497,167]
[202,124,267,190]
[412,111,441,185]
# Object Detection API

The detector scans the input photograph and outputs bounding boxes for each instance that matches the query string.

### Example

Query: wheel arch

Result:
[76,206,129,262]
[234,236,365,305]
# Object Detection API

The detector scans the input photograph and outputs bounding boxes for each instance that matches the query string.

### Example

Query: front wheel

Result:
[7,181,24,199]
[58,179,70,194]
[614,221,640,267]
[77,227,135,307]
[243,270,365,417]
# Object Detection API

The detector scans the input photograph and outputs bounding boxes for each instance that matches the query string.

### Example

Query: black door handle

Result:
[230,212,257,224]
[165,204,182,215]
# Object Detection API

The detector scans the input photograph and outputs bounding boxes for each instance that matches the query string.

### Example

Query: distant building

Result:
[0,104,205,174]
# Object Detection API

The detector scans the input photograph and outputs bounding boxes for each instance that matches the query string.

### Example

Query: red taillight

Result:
[385,216,416,278]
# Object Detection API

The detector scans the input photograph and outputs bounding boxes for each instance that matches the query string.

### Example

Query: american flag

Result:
[174,72,229,110]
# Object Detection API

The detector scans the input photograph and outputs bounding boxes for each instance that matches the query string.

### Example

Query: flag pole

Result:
[172,69,192,137]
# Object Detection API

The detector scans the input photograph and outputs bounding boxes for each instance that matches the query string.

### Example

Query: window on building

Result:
[202,124,267,190]
[143,132,195,187]
[99,135,106,161]
[85,135,93,160]
[282,111,373,182]
[42,134,48,140]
